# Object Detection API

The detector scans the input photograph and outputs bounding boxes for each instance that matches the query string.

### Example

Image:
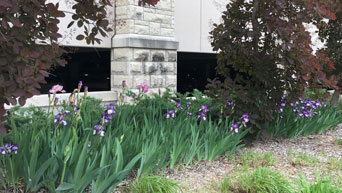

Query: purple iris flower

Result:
[197,104,209,121]
[54,97,59,105]
[0,147,5,155]
[187,112,193,116]
[93,104,116,137]
[240,113,249,123]
[166,109,175,119]
[186,102,192,108]
[175,102,183,109]
[73,106,80,114]
[1,144,18,155]
[230,123,239,133]
[54,112,69,126]
[11,145,18,154]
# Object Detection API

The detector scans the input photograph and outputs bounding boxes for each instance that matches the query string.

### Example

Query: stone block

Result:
[135,25,149,35]
[150,22,161,36]
[161,28,174,37]
[151,50,165,62]
[165,75,177,87]
[151,75,165,88]
[167,50,177,62]
[160,62,175,73]
[156,0,172,10]
[135,20,149,26]
[156,9,173,16]
[112,75,133,88]
[113,48,133,61]
[134,48,150,61]
[148,88,167,97]
[129,62,143,74]
[143,62,160,74]
[161,23,172,29]
[111,61,127,74]
[144,12,164,23]
[133,75,150,87]
[116,19,134,34]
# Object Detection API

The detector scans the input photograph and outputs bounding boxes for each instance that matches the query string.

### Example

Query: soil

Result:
[163,124,342,193]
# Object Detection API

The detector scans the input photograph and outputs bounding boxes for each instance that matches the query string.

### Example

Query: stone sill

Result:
[5,91,117,109]
[112,34,179,50]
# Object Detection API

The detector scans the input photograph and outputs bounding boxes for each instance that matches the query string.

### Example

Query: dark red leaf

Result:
[18,97,26,106]
[13,43,20,54]
[0,0,11,8]
[67,21,75,28]
[10,18,21,27]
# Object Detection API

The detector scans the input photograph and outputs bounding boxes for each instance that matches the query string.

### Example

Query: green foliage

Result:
[288,151,319,167]
[220,167,294,193]
[130,175,181,193]
[296,175,342,193]
[239,150,275,168]
[337,139,342,146]
[208,0,338,134]
[267,104,341,138]
[0,88,247,191]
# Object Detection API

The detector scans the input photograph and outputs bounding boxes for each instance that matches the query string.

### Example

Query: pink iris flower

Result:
[49,85,66,94]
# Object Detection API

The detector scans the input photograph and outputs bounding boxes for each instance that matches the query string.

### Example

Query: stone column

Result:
[111,0,178,98]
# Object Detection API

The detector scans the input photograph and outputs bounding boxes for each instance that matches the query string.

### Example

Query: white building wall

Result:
[175,0,229,53]
[55,0,115,48]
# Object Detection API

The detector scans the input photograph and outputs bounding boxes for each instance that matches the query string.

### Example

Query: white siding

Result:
[54,0,115,48]
[175,0,229,53]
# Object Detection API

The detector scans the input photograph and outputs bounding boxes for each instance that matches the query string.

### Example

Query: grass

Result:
[337,138,342,146]
[296,174,342,193]
[326,157,342,171]
[130,175,181,193]
[238,150,275,168]
[288,151,319,167]
[219,167,294,193]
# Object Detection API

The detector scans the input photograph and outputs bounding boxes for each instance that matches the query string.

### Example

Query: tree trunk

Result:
[331,89,340,108]
[0,102,6,134]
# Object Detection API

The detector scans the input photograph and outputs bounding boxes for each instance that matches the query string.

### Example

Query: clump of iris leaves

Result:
[0,83,340,192]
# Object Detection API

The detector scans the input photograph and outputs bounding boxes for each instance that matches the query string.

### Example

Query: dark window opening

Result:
[40,47,111,94]
[177,52,221,94]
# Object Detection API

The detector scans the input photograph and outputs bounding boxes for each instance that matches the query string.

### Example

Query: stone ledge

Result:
[5,91,117,109]
[112,34,179,50]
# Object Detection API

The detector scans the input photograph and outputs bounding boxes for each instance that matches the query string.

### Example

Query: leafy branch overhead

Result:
[208,0,339,133]
[0,0,159,134]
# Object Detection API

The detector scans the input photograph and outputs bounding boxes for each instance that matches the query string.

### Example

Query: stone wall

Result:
[111,0,178,99]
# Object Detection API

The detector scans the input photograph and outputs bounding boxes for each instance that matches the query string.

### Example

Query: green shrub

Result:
[130,175,181,193]
[296,175,342,193]
[0,85,248,191]
[221,167,294,193]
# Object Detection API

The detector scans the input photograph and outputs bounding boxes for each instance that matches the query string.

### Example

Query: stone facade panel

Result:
[112,75,133,88]
[161,28,174,37]
[150,22,161,36]
[151,75,165,88]
[165,75,177,87]
[143,62,160,75]
[166,50,177,62]
[111,61,127,74]
[135,24,149,35]
[134,48,150,61]
[133,75,150,87]
[151,50,166,62]
[113,48,133,61]
[160,62,175,74]
[129,62,143,74]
